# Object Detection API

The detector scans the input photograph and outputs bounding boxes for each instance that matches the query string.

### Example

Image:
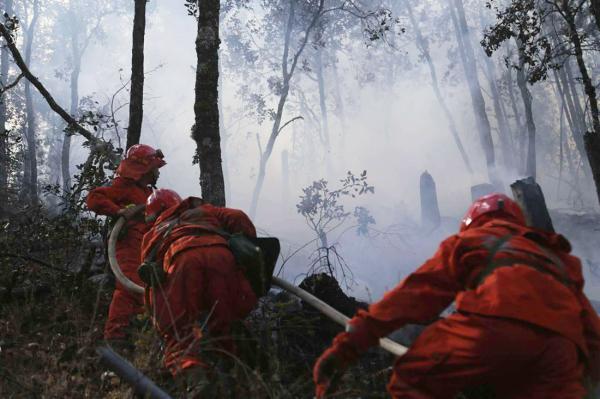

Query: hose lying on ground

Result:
[97,346,172,399]
[108,217,408,357]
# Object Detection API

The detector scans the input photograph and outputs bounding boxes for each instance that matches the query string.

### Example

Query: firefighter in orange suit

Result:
[314,193,600,398]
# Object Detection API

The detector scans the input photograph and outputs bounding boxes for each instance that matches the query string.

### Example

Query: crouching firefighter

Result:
[139,189,264,390]
[314,193,600,399]
[86,144,166,345]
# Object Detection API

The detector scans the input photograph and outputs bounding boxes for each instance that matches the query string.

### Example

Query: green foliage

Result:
[481,0,556,83]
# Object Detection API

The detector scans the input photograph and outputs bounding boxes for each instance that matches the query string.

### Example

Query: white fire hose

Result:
[108,216,408,357]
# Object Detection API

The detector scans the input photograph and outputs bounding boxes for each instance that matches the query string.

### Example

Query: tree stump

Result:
[510,177,554,232]
[420,171,441,230]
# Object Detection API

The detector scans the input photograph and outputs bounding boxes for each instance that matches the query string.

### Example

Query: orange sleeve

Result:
[86,186,121,216]
[330,235,462,361]
[212,206,257,238]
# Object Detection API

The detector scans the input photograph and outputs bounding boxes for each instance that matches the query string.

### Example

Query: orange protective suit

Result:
[317,216,600,398]
[86,176,151,339]
[141,198,258,376]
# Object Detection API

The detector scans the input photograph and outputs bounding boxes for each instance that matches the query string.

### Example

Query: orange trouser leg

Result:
[388,312,586,399]
[104,287,144,339]
[151,247,257,376]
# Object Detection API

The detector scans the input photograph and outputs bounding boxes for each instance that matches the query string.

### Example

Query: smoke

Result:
[55,1,600,300]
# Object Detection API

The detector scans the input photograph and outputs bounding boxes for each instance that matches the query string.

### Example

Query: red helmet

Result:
[126,144,165,164]
[460,193,525,232]
[145,189,182,221]
[117,144,166,181]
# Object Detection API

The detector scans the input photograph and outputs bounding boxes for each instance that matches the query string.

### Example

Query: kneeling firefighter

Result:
[314,193,600,398]
[139,189,260,381]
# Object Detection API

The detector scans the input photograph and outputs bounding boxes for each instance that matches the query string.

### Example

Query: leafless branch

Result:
[277,116,304,134]
[0,72,23,94]
[0,22,118,165]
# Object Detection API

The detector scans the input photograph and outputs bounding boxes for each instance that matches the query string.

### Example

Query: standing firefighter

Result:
[314,193,600,398]
[86,144,166,343]
[140,190,259,387]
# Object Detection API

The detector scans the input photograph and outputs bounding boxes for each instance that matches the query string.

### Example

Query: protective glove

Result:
[313,347,348,398]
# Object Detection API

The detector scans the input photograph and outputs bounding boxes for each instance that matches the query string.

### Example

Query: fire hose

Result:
[108,217,408,357]
[97,346,173,399]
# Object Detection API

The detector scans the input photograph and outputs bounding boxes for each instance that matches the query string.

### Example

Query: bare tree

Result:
[60,0,115,193]
[249,0,325,217]
[450,0,498,185]
[404,0,473,174]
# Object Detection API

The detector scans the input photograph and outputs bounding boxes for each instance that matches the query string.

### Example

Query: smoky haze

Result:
[35,1,600,300]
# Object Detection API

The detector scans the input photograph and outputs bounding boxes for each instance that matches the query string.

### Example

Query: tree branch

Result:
[277,116,304,134]
[0,22,118,165]
[256,133,263,159]
[288,0,325,79]
[0,72,23,94]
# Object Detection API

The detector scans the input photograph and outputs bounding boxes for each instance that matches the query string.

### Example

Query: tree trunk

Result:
[126,0,146,149]
[192,0,226,206]
[218,77,231,202]
[315,46,332,175]
[515,39,536,178]
[565,61,588,136]
[505,44,523,141]
[315,47,330,152]
[558,100,577,193]
[330,59,347,148]
[405,0,472,174]
[553,67,589,176]
[23,0,40,204]
[450,0,498,185]
[250,0,324,217]
[63,14,81,194]
[249,77,291,218]
[478,9,514,170]
[590,0,600,31]
[482,51,514,170]
[563,2,600,205]
[0,0,12,214]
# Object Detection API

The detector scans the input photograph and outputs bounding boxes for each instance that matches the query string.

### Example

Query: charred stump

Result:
[420,171,441,230]
[510,177,554,232]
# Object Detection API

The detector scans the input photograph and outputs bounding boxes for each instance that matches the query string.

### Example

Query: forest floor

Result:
[0,267,396,398]
[6,207,600,398]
